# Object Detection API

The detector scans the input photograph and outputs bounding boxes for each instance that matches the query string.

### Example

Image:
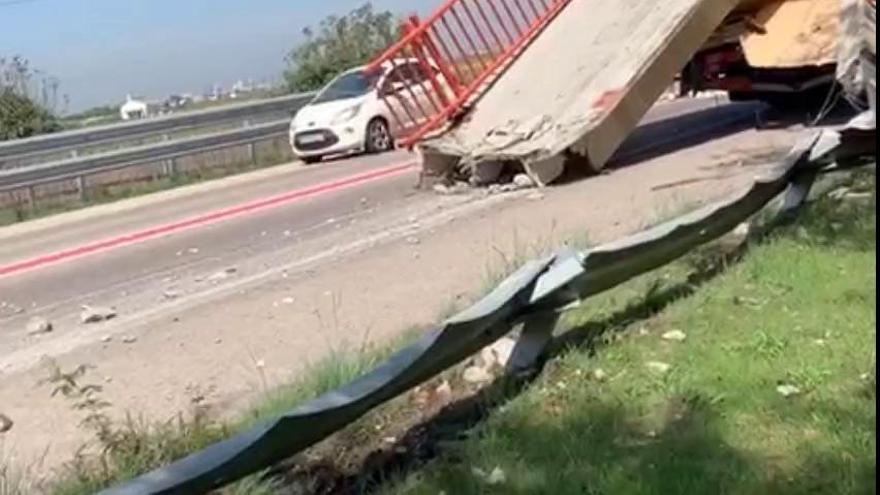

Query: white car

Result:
[289,59,451,164]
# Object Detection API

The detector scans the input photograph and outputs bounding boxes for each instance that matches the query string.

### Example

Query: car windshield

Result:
[312,70,379,104]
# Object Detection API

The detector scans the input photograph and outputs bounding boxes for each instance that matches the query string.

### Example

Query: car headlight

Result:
[331,104,362,125]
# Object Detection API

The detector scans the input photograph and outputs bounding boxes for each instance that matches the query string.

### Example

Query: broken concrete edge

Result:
[417,146,570,189]
[416,0,740,190]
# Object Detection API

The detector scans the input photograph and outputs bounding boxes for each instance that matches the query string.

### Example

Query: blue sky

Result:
[0,0,433,111]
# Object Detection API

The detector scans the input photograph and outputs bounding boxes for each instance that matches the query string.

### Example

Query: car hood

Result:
[293,96,367,130]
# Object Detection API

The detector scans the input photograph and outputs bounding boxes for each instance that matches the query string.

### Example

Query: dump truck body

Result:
[682,0,841,105]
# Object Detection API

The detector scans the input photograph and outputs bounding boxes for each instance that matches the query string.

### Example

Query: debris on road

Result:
[512,173,535,189]
[163,290,182,300]
[0,413,12,433]
[80,305,117,324]
[121,335,138,344]
[207,267,238,282]
[26,316,53,335]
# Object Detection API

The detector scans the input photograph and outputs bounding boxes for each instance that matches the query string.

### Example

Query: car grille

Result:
[293,129,339,151]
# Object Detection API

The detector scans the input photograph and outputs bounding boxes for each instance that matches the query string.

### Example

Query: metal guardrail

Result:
[100,115,876,495]
[0,92,314,165]
[365,0,572,148]
[0,120,290,194]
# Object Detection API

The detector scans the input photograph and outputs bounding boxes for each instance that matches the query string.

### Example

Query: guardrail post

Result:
[247,141,257,165]
[23,186,35,210]
[76,175,87,201]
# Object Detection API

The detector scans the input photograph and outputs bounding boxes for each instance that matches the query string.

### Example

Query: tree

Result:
[0,56,61,141]
[283,3,400,92]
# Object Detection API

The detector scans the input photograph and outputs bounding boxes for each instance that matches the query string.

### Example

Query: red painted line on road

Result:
[0,161,417,278]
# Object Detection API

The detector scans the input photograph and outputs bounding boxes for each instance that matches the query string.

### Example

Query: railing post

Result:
[75,175,87,201]
[247,142,257,164]
[23,185,35,210]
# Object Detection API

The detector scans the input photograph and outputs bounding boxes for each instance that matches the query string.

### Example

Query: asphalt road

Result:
[0,96,758,368]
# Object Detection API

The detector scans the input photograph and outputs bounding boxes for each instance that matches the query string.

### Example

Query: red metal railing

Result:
[365,0,572,148]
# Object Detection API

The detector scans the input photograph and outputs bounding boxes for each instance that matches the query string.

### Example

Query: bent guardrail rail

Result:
[99,112,876,495]
[0,92,314,166]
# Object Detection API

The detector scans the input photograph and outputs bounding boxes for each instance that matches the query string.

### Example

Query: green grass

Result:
[381,177,876,494]
[43,330,419,495]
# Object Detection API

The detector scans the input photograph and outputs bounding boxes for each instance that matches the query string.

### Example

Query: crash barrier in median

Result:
[0,92,315,168]
[101,113,875,495]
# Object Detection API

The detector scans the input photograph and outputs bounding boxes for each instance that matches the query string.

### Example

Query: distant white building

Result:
[120,95,149,120]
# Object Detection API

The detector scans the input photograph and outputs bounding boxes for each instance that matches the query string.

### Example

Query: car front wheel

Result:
[302,155,323,165]
[365,118,393,154]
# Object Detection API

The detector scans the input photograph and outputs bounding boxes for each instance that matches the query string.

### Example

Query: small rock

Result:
[479,337,517,369]
[592,368,608,381]
[646,361,671,374]
[80,305,117,324]
[187,247,200,254]
[281,297,295,305]
[100,335,113,343]
[776,384,801,398]
[733,296,764,307]
[214,338,222,345]
[326,218,336,225]
[661,330,687,342]
[121,335,138,344]
[500,183,518,192]
[163,290,182,300]
[828,186,851,200]
[435,380,453,403]
[432,184,451,195]
[283,230,292,237]
[526,191,545,201]
[486,467,506,485]
[0,413,13,433]
[255,359,266,369]
[406,236,420,245]
[26,316,53,335]
[463,365,493,385]
[207,267,237,282]
[512,173,534,189]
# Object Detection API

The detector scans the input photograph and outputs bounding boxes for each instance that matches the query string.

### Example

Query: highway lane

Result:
[0,96,753,368]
